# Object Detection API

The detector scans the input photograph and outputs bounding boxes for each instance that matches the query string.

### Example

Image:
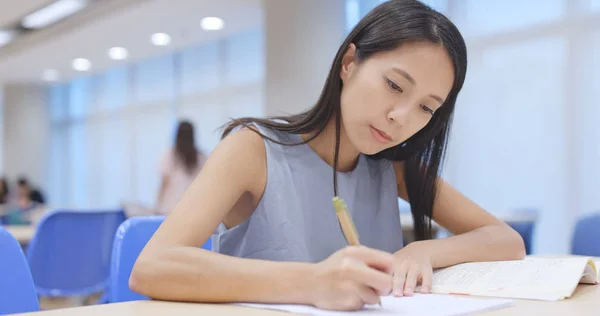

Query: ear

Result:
[340,43,357,82]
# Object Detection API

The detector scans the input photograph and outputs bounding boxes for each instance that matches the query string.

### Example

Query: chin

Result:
[355,141,387,156]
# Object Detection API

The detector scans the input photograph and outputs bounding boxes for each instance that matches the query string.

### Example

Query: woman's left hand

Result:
[392,242,433,297]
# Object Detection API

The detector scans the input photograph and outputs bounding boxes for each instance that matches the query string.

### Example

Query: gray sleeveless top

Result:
[212,124,403,262]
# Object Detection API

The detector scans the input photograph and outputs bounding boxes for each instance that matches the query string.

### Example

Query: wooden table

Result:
[4,225,36,244]
[12,283,599,315]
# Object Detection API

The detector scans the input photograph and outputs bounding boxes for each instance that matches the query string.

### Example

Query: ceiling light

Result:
[0,30,16,47]
[108,47,128,60]
[151,33,171,46]
[201,17,224,31]
[42,69,60,82]
[72,58,91,71]
[22,0,88,29]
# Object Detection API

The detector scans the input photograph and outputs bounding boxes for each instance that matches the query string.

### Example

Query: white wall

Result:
[2,84,51,190]
[263,0,346,116]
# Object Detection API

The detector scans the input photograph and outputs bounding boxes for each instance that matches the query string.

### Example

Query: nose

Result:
[386,106,410,127]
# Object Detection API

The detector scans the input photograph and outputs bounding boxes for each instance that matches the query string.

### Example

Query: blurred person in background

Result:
[156,120,207,215]
[17,177,46,208]
[0,177,9,204]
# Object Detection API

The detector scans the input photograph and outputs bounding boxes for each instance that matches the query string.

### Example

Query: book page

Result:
[239,294,513,316]
[430,257,589,300]
[579,260,599,284]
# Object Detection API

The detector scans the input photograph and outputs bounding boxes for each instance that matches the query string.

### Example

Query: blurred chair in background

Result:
[110,216,211,303]
[505,208,538,255]
[109,216,163,303]
[571,212,600,257]
[0,226,39,314]
[26,209,126,303]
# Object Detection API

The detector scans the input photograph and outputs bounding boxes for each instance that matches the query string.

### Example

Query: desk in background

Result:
[4,225,36,245]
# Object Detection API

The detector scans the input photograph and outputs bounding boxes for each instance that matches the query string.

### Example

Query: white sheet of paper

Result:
[239,294,513,316]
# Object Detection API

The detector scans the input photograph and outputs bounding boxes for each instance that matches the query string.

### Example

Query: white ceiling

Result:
[0,0,56,28]
[0,0,262,83]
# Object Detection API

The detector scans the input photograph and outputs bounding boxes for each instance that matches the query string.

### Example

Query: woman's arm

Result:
[393,162,525,269]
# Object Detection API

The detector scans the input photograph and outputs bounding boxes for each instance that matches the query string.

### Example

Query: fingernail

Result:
[393,291,403,297]
[404,288,413,295]
[421,287,429,293]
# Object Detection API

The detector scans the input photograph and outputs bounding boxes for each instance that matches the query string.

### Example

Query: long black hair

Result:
[223,0,467,241]
[175,120,199,174]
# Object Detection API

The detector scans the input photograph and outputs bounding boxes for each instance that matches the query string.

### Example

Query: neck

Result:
[301,117,361,172]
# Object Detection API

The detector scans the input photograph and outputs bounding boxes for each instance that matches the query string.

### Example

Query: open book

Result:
[427,257,599,301]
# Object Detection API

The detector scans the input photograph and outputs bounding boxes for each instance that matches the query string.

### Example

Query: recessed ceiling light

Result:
[0,29,16,47]
[151,33,171,46]
[201,17,224,31]
[72,58,91,71]
[42,69,60,82]
[108,47,128,60]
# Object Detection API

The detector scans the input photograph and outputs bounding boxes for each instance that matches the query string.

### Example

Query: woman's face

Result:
[339,41,454,155]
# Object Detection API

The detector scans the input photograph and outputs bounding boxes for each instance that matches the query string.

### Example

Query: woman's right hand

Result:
[309,246,394,311]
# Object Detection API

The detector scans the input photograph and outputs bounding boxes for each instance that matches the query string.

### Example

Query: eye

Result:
[385,78,403,93]
[420,104,435,116]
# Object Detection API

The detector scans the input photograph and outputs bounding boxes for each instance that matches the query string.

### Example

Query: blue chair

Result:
[506,221,535,255]
[571,213,600,256]
[0,226,39,314]
[26,209,126,299]
[109,216,211,303]
[503,208,538,255]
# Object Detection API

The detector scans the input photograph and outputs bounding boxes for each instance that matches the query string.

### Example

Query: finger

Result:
[420,266,433,294]
[343,246,394,274]
[356,285,380,306]
[392,262,408,297]
[403,266,420,296]
[341,258,392,296]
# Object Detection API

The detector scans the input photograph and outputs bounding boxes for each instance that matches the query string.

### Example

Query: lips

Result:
[370,125,393,143]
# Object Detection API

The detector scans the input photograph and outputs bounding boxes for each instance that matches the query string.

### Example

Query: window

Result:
[450,37,569,252]
[577,29,600,215]
[453,0,565,38]
[180,41,221,96]
[225,28,265,85]
[345,0,387,31]
[68,76,93,119]
[133,108,172,206]
[99,67,129,111]
[134,54,175,105]
[50,84,68,122]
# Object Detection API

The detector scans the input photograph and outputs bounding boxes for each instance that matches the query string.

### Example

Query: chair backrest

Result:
[506,221,535,255]
[26,209,126,297]
[0,226,40,314]
[571,212,600,256]
[110,216,211,303]
[504,208,538,255]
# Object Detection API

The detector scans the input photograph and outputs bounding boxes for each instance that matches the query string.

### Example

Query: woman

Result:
[0,177,9,204]
[156,120,206,215]
[132,0,525,311]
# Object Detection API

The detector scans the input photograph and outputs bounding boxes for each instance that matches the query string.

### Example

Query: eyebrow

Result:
[391,67,445,105]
